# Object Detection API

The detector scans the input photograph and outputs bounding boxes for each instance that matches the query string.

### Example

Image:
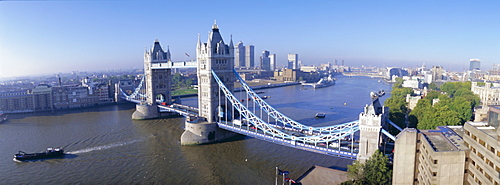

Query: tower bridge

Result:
[117,22,399,161]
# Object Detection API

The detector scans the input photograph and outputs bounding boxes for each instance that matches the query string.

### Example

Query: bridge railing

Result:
[233,69,359,133]
[212,69,359,143]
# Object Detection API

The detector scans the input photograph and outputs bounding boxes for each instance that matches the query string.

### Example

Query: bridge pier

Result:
[132,103,159,120]
[180,117,238,145]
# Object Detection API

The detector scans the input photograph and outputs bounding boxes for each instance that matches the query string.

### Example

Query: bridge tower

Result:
[181,21,238,145]
[132,39,172,120]
[357,94,389,162]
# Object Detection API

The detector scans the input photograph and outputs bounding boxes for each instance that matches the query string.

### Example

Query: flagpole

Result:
[275,167,278,185]
[282,172,285,185]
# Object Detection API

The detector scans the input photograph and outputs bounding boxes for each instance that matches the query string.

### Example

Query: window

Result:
[479,139,486,147]
[485,173,492,182]
[434,160,438,164]
[478,152,484,160]
[432,172,437,176]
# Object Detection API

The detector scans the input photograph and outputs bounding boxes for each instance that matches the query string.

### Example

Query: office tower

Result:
[288,54,298,69]
[269,54,276,71]
[470,59,480,71]
[431,66,443,82]
[245,45,254,68]
[260,50,271,71]
[234,41,245,68]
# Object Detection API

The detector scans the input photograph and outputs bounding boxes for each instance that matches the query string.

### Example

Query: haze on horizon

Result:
[1,1,499,78]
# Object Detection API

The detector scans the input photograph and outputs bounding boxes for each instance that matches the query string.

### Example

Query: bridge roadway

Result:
[217,121,358,159]
[158,103,199,117]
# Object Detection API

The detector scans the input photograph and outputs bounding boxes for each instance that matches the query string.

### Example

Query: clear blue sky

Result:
[1,1,499,78]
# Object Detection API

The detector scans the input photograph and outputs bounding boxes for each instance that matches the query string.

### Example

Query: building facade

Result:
[245,45,254,69]
[269,53,276,71]
[260,50,270,71]
[234,41,245,68]
[196,22,235,122]
[470,59,481,71]
[288,54,298,69]
[471,82,500,106]
[393,106,500,185]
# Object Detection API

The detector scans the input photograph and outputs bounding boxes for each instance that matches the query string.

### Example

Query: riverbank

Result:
[173,80,300,98]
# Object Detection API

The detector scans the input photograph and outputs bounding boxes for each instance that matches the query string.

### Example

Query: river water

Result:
[0,75,390,184]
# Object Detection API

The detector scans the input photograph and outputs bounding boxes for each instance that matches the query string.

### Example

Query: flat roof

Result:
[421,126,467,152]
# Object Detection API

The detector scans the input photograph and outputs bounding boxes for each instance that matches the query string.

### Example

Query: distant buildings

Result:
[260,50,271,71]
[431,65,444,82]
[471,82,500,106]
[234,41,245,68]
[269,53,276,71]
[234,42,254,69]
[245,45,255,68]
[0,79,114,113]
[470,58,481,71]
[288,54,298,69]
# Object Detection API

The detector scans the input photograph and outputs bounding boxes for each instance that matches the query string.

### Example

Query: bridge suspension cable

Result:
[119,76,147,102]
[213,70,358,143]
[233,69,358,133]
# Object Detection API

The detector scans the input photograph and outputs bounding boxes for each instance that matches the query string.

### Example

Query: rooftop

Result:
[467,122,499,140]
[420,126,468,152]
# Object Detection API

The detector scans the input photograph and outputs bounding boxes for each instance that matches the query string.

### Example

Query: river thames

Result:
[0,75,390,184]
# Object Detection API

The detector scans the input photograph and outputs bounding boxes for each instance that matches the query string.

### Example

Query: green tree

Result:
[450,97,473,123]
[343,150,392,185]
[394,77,404,84]
[424,91,441,101]
[428,83,438,90]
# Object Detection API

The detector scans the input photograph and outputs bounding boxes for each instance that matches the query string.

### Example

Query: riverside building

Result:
[392,106,500,185]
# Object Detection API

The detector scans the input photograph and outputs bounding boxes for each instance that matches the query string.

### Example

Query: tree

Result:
[428,83,438,90]
[450,97,473,123]
[343,150,392,185]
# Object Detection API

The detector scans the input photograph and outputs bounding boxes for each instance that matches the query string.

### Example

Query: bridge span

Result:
[117,22,398,161]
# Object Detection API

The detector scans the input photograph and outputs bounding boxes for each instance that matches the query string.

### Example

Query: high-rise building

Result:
[288,54,298,69]
[269,54,276,71]
[260,50,270,71]
[245,45,254,68]
[470,58,481,71]
[431,65,443,82]
[234,41,245,68]
[392,106,500,185]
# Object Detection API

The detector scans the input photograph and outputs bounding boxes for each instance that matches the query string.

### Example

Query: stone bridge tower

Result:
[181,22,237,145]
[196,21,235,122]
[132,39,172,120]
[357,93,389,162]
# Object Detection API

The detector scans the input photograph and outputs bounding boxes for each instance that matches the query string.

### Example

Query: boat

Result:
[313,75,335,89]
[0,112,6,123]
[315,112,326,118]
[14,148,65,161]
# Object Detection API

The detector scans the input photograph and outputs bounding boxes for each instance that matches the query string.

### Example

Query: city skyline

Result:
[1,1,500,78]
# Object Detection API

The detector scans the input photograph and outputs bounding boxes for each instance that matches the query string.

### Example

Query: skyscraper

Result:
[260,50,270,71]
[431,65,443,82]
[269,54,276,71]
[288,54,298,69]
[234,41,245,68]
[245,45,254,68]
[469,58,480,71]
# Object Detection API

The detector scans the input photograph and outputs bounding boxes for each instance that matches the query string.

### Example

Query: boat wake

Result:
[66,139,142,154]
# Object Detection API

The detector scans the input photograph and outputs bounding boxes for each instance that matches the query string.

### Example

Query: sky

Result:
[1,1,500,78]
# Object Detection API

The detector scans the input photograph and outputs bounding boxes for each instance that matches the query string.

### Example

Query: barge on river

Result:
[14,148,64,162]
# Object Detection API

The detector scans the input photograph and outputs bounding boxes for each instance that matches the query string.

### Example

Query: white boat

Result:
[315,112,326,118]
